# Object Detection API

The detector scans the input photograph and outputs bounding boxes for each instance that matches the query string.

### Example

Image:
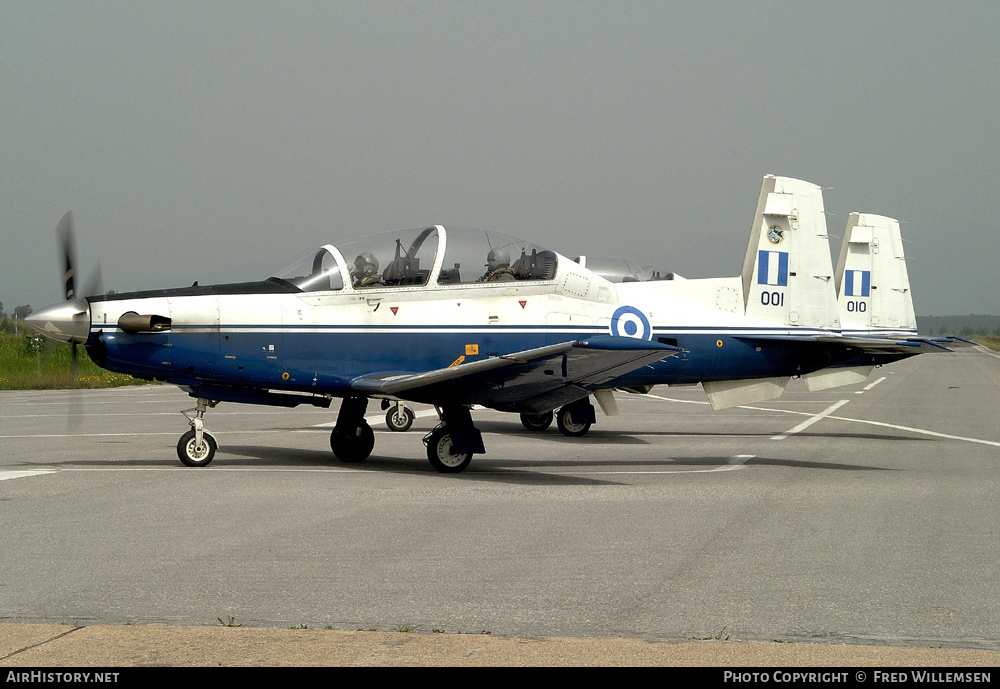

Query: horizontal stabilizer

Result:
[815,335,955,353]
[734,333,965,355]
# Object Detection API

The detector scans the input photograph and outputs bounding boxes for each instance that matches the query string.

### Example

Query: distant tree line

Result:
[916,314,1000,337]
[0,301,34,334]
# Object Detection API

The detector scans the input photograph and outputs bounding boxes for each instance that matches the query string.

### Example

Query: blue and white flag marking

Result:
[757,250,789,286]
[844,269,871,297]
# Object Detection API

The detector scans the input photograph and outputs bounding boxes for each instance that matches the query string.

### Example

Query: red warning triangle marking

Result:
[519,300,527,309]
[390,306,398,315]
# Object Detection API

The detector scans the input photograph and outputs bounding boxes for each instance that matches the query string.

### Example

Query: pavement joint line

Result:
[0,625,83,662]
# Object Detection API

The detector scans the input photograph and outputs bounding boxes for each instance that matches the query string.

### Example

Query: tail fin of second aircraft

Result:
[740,175,839,329]
[834,213,916,335]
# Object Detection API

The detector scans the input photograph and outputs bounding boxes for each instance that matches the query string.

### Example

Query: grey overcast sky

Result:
[2,1,997,316]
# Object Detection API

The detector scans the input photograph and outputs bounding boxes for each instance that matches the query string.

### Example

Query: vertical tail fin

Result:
[740,175,839,328]
[834,213,916,335]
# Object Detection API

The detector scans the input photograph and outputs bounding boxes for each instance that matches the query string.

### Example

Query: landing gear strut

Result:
[331,395,375,463]
[178,398,218,467]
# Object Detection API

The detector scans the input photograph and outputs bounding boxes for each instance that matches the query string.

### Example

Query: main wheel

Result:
[385,405,415,432]
[177,429,217,467]
[556,405,592,437]
[425,427,473,473]
[330,422,375,463]
[519,411,553,432]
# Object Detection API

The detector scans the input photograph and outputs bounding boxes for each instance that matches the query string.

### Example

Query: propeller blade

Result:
[56,211,77,300]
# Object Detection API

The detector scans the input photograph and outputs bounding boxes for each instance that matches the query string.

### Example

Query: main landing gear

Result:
[178,398,219,467]
[330,397,484,473]
[423,406,485,473]
[330,395,375,463]
[519,398,596,438]
[519,410,553,432]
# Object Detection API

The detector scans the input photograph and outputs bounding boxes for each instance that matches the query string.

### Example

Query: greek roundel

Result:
[609,305,653,340]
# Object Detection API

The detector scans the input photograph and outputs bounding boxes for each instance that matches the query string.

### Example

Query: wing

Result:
[350,335,681,414]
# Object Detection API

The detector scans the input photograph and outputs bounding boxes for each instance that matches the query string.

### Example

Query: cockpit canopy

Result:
[271,226,559,292]
[572,256,678,283]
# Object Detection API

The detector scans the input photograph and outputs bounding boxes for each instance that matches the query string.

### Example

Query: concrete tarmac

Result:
[3,349,999,666]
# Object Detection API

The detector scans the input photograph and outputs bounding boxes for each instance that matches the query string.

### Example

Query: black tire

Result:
[425,427,473,473]
[330,422,375,463]
[385,406,415,432]
[519,411,553,432]
[177,429,217,467]
[556,405,592,437]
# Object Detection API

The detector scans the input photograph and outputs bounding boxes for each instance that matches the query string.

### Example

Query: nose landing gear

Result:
[178,398,218,467]
[384,400,415,432]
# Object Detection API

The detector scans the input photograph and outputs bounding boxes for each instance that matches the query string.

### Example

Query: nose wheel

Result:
[178,398,218,467]
[385,402,415,432]
[177,428,217,467]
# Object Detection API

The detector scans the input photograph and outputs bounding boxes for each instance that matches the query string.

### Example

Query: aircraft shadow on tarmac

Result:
[208,441,891,482]
[22,425,902,482]
[470,419,927,445]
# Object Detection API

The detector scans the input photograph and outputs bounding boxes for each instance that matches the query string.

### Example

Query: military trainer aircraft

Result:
[26,175,964,473]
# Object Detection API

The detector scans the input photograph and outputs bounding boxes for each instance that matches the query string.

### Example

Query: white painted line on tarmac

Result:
[855,377,887,394]
[0,471,55,481]
[742,401,1000,448]
[821,415,1000,448]
[772,400,850,440]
